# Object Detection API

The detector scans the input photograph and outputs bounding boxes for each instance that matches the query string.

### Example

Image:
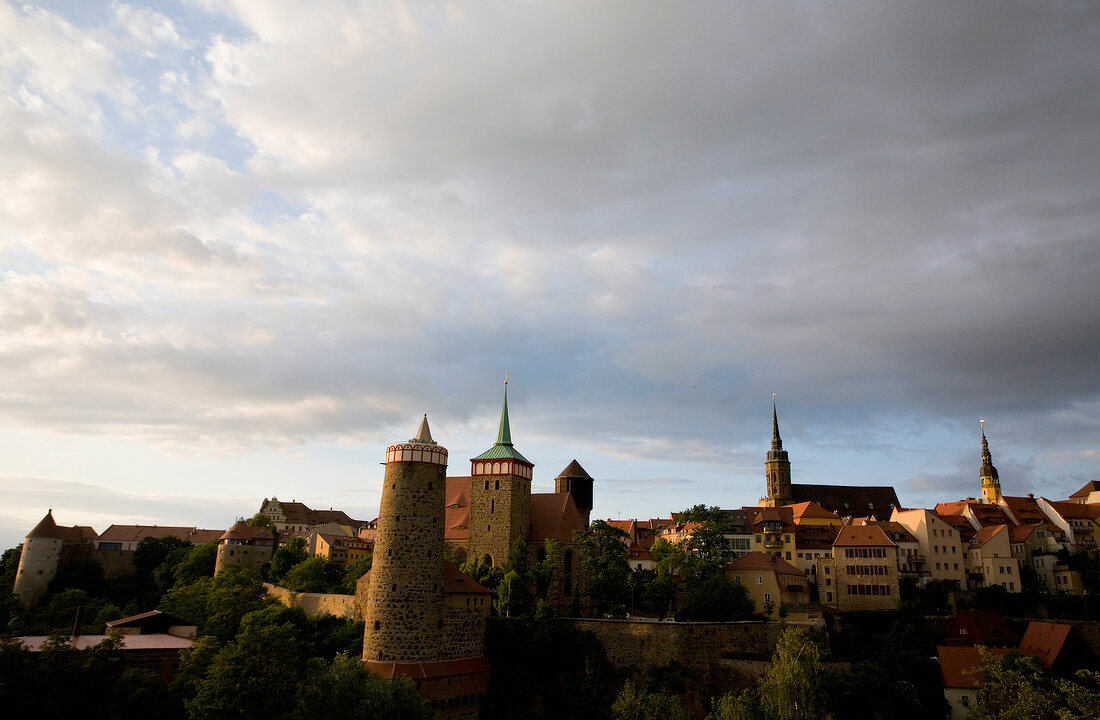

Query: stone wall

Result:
[266,584,360,620]
[572,619,789,677]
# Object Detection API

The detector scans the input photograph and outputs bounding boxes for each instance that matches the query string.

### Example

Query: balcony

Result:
[763,534,784,549]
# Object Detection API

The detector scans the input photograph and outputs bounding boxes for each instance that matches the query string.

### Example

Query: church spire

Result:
[412,414,435,444]
[771,399,783,452]
[496,380,512,446]
[979,419,1002,504]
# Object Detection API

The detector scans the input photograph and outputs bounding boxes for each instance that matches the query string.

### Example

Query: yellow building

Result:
[728,551,809,616]
[817,524,900,612]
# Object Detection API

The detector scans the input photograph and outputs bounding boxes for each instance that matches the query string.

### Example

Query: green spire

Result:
[496,384,512,446]
[472,378,531,463]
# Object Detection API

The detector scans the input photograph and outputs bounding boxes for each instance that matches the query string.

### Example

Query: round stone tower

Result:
[14,509,65,607]
[363,415,448,664]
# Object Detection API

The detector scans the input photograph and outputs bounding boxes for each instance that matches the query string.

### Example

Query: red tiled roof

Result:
[1044,499,1093,520]
[26,510,96,541]
[97,525,223,544]
[728,551,803,576]
[443,563,492,595]
[529,493,585,543]
[445,476,472,542]
[1069,481,1100,499]
[1018,621,1073,668]
[555,459,592,479]
[219,522,273,542]
[971,524,1007,547]
[938,646,1012,688]
[834,524,896,547]
[789,501,838,522]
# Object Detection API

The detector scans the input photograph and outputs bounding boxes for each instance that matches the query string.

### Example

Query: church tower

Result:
[761,402,792,507]
[363,415,448,665]
[555,459,594,527]
[979,423,1002,504]
[469,381,533,566]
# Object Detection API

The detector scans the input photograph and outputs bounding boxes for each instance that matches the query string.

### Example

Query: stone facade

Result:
[363,438,449,663]
[266,583,360,620]
[469,459,532,567]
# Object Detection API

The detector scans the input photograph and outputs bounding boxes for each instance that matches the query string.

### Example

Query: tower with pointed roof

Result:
[14,509,97,607]
[468,382,533,566]
[363,415,449,664]
[555,459,594,527]
[761,403,792,507]
[979,425,1003,504]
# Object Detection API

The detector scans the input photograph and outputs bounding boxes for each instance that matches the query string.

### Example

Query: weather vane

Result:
[504,370,509,386]
[979,417,985,430]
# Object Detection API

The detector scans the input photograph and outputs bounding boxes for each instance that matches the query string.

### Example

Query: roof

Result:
[1069,481,1100,499]
[853,519,916,543]
[442,563,492,595]
[219,521,273,541]
[789,483,900,520]
[365,655,491,681]
[1001,496,1052,525]
[471,387,531,463]
[937,646,1015,689]
[97,525,223,544]
[833,524,896,547]
[529,493,586,543]
[948,611,1018,646]
[18,634,194,652]
[788,501,838,522]
[106,610,197,633]
[729,551,803,576]
[1010,523,1041,543]
[1018,621,1073,668]
[26,510,97,542]
[445,476,472,542]
[972,524,1008,548]
[1043,499,1093,520]
[556,459,592,479]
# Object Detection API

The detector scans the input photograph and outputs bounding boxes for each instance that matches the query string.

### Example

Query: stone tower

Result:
[13,509,64,607]
[469,383,532,566]
[762,403,792,507]
[363,415,448,664]
[555,459,594,527]
[979,426,1002,504]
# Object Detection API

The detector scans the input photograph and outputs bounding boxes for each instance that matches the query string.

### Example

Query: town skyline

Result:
[2,2,1099,550]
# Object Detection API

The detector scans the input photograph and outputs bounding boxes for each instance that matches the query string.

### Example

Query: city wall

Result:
[572,619,787,670]
[265,584,361,621]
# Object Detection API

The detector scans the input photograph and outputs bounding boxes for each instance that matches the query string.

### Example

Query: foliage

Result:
[290,652,433,720]
[0,545,21,594]
[496,569,531,617]
[612,679,692,720]
[134,536,191,577]
[268,536,309,582]
[680,573,754,622]
[757,626,832,720]
[574,520,631,614]
[48,557,106,597]
[533,538,564,600]
[461,554,504,591]
[968,648,1100,720]
[158,564,269,642]
[282,555,345,593]
[185,619,308,720]
[340,553,372,594]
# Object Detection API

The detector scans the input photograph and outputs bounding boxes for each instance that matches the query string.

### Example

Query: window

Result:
[755,576,763,584]
[735,576,741,583]
[764,593,772,603]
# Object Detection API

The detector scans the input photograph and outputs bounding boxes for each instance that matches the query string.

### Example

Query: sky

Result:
[2,1,1099,551]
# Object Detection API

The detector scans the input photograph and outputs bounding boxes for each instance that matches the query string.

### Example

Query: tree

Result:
[133,536,190,577]
[158,564,268,641]
[461,554,504,591]
[757,626,831,720]
[708,689,760,720]
[965,648,1100,720]
[170,541,219,587]
[574,520,631,615]
[283,556,344,593]
[340,553,372,594]
[186,620,307,720]
[683,573,753,621]
[612,679,693,720]
[533,538,564,600]
[290,653,433,720]
[269,536,308,582]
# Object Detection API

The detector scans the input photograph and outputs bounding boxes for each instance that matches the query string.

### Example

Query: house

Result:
[257,497,374,536]
[727,551,809,616]
[937,645,1036,720]
[890,508,968,589]
[943,610,1017,647]
[17,609,197,681]
[214,521,274,574]
[965,525,1021,592]
[816,524,900,611]
[1018,621,1097,676]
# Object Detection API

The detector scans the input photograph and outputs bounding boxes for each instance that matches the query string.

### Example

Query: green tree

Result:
[574,520,631,615]
[1,545,22,593]
[269,536,308,582]
[461,554,504,591]
[758,626,831,720]
[158,564,268,641]
[133,536,190,577]
[683,573,753,622]
[290,652,433,719]
[186,620,307,720]
[171,541,219,587]
[969,648,1062,720]
[340,553,373,594]
[283,556,344,593]
[708,689,760,720]
[533,538,564,600]
[612,679,692,720]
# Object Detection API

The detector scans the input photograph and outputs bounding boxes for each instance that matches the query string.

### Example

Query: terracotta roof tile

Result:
[529,493,585,543]
[833,524,896,547]
[728,551,803,575]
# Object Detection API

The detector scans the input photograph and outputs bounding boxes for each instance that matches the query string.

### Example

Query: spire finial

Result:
[412,414,435,444]
[504,370,509,385]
